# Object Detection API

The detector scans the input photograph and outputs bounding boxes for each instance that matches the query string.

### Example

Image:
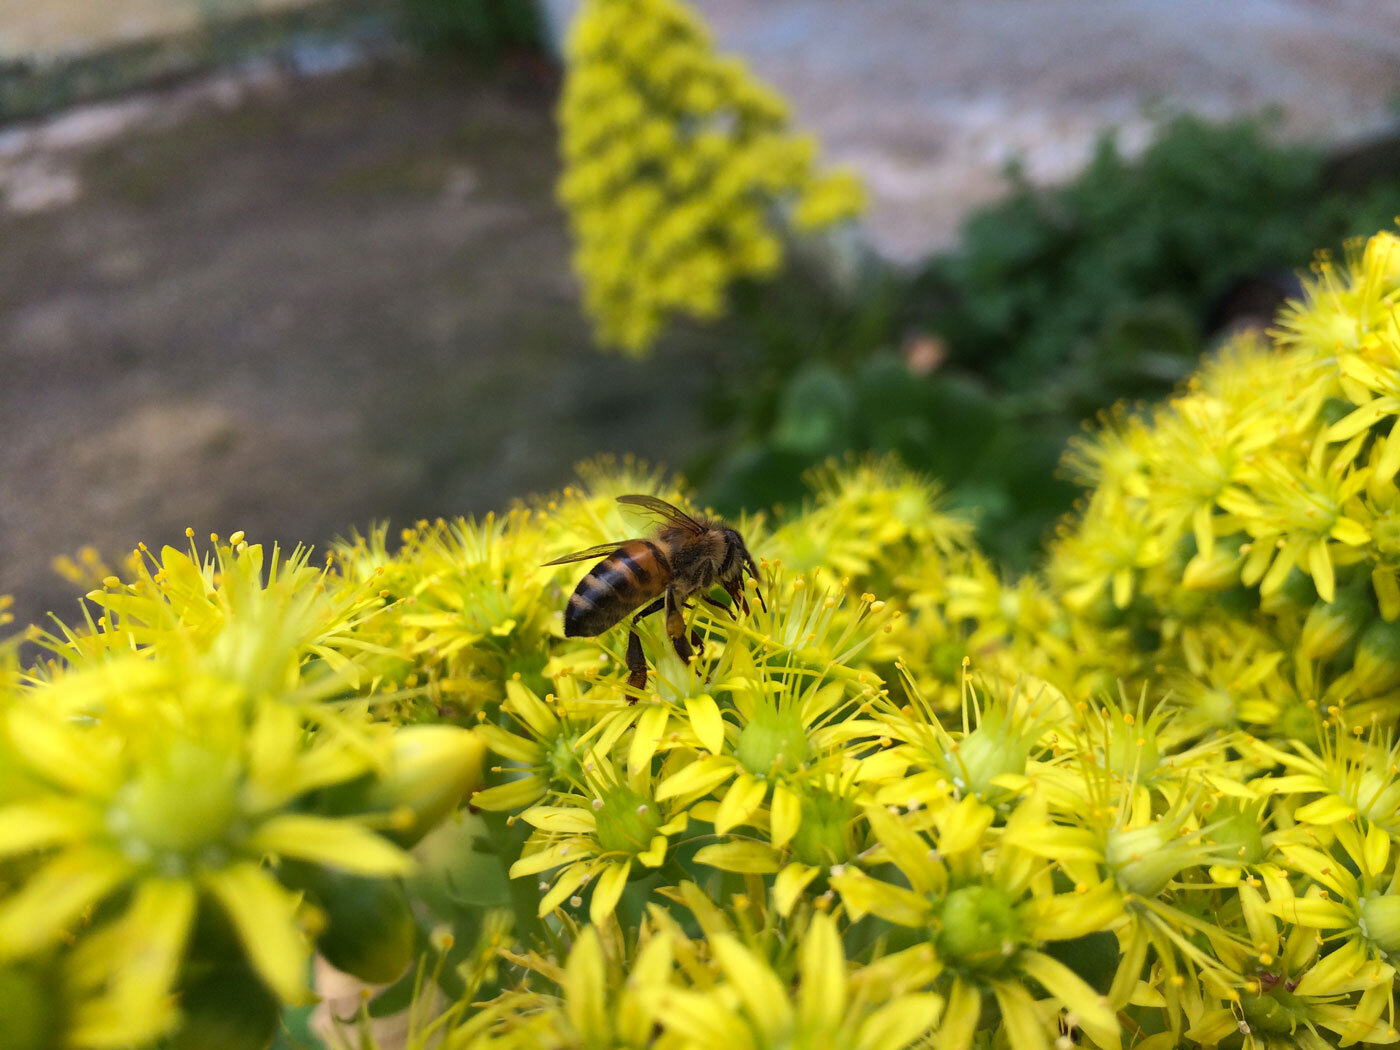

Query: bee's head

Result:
[722,528,766,614]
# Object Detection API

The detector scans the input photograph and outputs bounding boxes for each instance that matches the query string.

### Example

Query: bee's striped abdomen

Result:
[564,540,669,637]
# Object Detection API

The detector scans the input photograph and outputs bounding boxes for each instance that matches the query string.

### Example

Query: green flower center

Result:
[1100,719,1159,783]
[946,722,1029,798]
[736,705,810,777]
[111,742,242,868]
[937,885,1023,975]
[1209,808,1265,867]
[1360,894,1400,956]
[1240,985,1307,1036]
[595,787,663,856]
[791,790,855,868]
[545,731,584,788]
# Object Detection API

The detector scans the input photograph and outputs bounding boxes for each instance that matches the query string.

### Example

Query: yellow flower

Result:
[0,655,415,1017]
[510,752,688,926]
[646,911,942,1050]
[832,796,1121,1050]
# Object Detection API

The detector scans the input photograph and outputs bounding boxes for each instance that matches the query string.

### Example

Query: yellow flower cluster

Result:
[1045,231,1400,734]
[10,232,1400,1050]
[1,536,484,1050]
[557,0,865,353]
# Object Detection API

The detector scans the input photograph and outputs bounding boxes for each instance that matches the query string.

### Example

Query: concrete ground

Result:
[0,60,716,631]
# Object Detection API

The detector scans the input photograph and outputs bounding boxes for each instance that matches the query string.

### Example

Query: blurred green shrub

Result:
[925,114,1400,392]
[399,0,545,59]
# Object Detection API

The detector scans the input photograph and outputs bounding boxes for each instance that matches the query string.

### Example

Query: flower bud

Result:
[791,790,856,868]
[1181,549,1244,592]
[305,868,416,985]
[1360,894,1400,957]
[736,706,810,777]
[1299,587,1372,662]
[1105,817,1216,898]
[936,885,1022,974]
[369,726,487,847]
[595,785,663,855]
[1352,618,1400,696]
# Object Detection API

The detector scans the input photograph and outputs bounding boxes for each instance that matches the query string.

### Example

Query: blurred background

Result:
[3,0,1400,632]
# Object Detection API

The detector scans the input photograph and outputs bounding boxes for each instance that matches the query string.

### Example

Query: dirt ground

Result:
[0,58,713,632]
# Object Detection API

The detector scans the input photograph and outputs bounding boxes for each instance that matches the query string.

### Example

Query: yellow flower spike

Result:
[559,0,864,354]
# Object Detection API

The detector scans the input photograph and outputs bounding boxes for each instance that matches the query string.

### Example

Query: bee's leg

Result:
[701,594,737,619]
[665,587,694,665]
[627,597,666,697]
[626,629,646,696]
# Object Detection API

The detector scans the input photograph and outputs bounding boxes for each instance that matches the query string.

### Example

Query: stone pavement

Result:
[547,0,1400,262]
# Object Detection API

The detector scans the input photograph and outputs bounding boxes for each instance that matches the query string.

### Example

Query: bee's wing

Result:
[541,541,629,567]
[616,494,705,534]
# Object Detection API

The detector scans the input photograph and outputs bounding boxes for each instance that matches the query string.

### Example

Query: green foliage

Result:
[927,114,1400,390]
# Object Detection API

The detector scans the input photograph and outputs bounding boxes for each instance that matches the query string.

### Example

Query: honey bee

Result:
[544,495,765,692]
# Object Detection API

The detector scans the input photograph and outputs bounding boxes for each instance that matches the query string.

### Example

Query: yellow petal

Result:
[1020,951,1119,1048]
[1192,503,1215,561]
[564,925,608,1041]
[714,774,767,836]
[65,878,196,1047]
[505,679,558,738]
[645,988,752,1048]
[773,862,820,916]
[6,706,118,796]
[855,993,943,1050]
[637,834,668,868]
[991,979,1050,1050]
[538,862,594,916]
[510,841,585,878]
[1111,569,1134,610]
[830,869,927,927]
[247,815,413,876]
[769,781,801,850]
[1294,936,1370,998]
[936,977,981,1050]
[1268,895,1351,929]
[470,775,546,812]
[799,912,847,1031]
[521,806,597,834]
[1308,542,1336,604]
[693,841,781,874]
[1374,567,1400,622]
[0,848,130,957]
[628,703,669,777]
[712,935,793,1036]
[0,800,98,858]
[655,756,737,802]
[685,694,726,755]
[201,861,309,1003]
[589,859,631,926]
